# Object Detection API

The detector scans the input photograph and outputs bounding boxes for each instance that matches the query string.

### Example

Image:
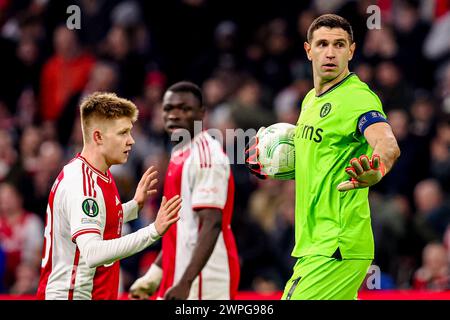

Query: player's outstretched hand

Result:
[154,195,181,236]
[337,154,386,192]
[129,264,163,300]
[133,166,158,209]
[244,127,267,180]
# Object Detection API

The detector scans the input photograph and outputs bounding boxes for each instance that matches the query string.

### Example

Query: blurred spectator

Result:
[39,25,95,122]
[134,70,167,129]
[370,192,410,285]
[0,129,22,185]
[0,182,43,294]
[373,109,429,200]
[413,242,449,290]
[189,20,243,84]
[392,0,433,90]
[77,0,118,52]
[354,62,375,86]
[430,118,450,192]
[100,24,146,99]
[18,125,42,175]
[259,18,293,93]
[273,80,310,124]
[228,76,275,131]
[413,179,450,240]
[269,180,296,285]
[26,141,64,220]
[202,76,230,110]
[362,26,399,64]
[439,62,450,114]
[409,93,438,140]
[423,10,450,63]
[373,60,414,112]
[56,60,119,146]
[0,35,21,115]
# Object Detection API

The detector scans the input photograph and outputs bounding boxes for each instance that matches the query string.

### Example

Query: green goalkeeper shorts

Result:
[281,255,372,300]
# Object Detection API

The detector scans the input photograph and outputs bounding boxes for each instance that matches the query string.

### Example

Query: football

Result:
[256,122,296,180]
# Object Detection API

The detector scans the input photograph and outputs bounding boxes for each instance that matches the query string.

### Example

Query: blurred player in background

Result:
[129,81,240,300]
[246,14,401,299]
[37,92,181,300]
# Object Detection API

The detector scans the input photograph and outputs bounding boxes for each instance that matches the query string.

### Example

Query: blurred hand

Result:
[129,264,163,300]
[163,280,191,300]
[133,166,158,209]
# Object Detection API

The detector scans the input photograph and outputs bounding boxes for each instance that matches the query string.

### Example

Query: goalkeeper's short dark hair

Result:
[307,14,354,44]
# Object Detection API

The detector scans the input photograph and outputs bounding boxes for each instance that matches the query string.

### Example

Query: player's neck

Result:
[314,68,350,96]
[80,147,109,174]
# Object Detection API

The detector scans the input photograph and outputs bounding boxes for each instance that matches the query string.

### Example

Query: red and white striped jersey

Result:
[157,131,240,300]
[37,154,124,300]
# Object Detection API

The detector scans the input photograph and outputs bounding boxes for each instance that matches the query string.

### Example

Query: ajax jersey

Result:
[37,155,123,300]
[158,132,240,300]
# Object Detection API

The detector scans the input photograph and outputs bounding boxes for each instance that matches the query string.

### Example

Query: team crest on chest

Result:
[320,103,332,118]
[82,198,99,217]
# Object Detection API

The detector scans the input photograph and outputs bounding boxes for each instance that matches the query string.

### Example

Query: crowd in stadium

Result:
[0,0,449,296]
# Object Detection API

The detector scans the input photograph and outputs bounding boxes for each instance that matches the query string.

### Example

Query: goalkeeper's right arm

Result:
[129,252,163,300]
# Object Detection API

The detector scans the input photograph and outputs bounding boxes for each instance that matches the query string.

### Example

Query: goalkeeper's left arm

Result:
[337,122,400,192]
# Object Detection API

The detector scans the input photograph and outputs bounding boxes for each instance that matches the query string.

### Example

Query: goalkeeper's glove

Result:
[129,263,163,300]
[337,154,386,192]
[244,127,267,180]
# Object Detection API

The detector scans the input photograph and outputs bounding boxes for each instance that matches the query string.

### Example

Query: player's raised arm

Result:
[76,195,181,268]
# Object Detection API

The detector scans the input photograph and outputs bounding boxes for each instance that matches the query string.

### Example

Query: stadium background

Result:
[0,0,449,299]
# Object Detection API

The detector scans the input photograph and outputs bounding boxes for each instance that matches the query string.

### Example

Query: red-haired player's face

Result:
[100,117,135,166]
[304,27,355,83]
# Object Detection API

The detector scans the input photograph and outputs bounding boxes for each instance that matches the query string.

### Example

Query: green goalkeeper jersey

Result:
[293,72,385,260]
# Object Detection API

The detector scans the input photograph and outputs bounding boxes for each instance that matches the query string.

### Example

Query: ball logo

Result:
[320,103,331,118]
[82,198,99,217]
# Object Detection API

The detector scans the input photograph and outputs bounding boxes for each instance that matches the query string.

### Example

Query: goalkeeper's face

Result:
[304,27,355,83]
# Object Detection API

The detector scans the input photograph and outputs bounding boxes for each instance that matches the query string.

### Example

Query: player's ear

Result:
[348,42,356,61]
[92,129,103,145]
[304,42,312,61]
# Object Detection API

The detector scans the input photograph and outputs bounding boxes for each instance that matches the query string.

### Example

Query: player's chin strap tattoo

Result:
[337,154,385,192]
[244,135,268,180]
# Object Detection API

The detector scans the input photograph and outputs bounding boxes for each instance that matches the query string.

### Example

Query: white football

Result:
[256,122,296,180]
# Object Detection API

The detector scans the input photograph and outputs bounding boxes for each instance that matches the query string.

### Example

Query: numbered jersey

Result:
[37,154,123,300]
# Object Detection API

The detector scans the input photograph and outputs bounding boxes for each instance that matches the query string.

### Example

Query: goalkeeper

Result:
[245,14,400,300]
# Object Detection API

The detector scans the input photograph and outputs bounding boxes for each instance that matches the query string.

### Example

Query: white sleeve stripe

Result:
[200,136,212,168]
[89,169,97,198]
[86,166,92,197]
[71,228,101,243]
[195,141,206,168]
[81,162,87,196]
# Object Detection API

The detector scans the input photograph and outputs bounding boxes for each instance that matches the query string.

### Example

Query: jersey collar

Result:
[76,153,111,183]
[315,72,356,98]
